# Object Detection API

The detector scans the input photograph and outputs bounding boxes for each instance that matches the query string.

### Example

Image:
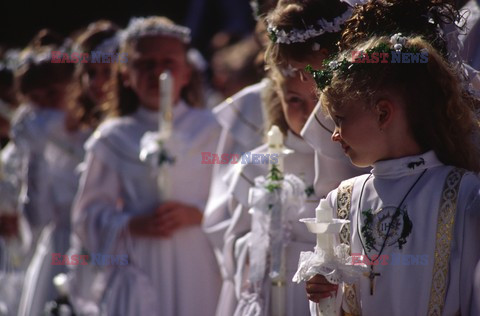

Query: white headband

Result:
[17,49,53,68]
[267,7,353,44]
[120,17,191,45]
[93,35,119,54]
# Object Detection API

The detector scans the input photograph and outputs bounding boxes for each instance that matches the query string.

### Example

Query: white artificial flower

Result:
[390,33,407,46]
[329,61,339,69]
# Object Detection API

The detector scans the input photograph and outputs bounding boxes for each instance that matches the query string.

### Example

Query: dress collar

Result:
[134,100,190,127]
[371,150,443,178]
[284,130,314,154]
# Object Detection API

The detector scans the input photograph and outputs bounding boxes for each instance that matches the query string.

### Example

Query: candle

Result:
[159,71,173,138]
[53,273,69,297]
[267,125,284,173]
[267,125,286,316]
[316,199,334,257]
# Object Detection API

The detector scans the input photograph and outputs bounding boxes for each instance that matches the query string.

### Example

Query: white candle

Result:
[316,199,334,257]
[159,71,173,138]
[267,125,284,173]
[53,273,69,297]
[267,125,286,316]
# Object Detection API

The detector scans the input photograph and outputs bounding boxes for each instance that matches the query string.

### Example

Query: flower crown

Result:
[120,17,191,45]
[267,7,353,45]
[17,47,59,68]
[306,34,428,90]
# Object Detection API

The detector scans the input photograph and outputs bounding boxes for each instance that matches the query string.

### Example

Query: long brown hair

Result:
[262,75,289,135]
[339,0,462,55]
[66,20,119,131]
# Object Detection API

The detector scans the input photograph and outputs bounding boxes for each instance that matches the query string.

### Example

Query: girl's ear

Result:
[375,99,394,129]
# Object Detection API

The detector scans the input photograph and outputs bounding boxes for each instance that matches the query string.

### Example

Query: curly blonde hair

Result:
[321,36,480,171]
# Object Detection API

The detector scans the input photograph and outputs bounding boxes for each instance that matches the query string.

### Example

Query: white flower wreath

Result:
[267,7,353,45]
[120,17,191,45]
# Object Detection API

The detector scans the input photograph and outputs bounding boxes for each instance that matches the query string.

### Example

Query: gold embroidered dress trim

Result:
[427,168,465,316]
[337,179,361,316]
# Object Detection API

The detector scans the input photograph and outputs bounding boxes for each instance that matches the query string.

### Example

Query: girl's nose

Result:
[331,129,341,142]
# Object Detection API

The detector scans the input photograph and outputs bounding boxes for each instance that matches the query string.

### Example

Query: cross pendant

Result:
[363,266,381,295]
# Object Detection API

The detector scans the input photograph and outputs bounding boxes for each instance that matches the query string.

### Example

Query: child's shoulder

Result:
[458,169,480,196]
[213,79,269,112]
[212,79,269,127]
[85,115,143,157]
[93,115,138,139]
[181,104,221,141]
[11,104,65,149]
[188,105,220,126]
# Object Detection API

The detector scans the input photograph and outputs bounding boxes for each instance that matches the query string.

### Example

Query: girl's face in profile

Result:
[125,36,192,110]
[328,99,383,167]
[81,62,115,103]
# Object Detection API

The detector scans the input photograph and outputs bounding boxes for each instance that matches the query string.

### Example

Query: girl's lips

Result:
[342,144,350,153]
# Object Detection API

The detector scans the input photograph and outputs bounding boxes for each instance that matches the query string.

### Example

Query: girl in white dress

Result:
[17,21,121,316]
[72,17,221,316]
[218,1,365,315]
[305,35,480,316]
[202,1,277,260]
[9,43,76,316]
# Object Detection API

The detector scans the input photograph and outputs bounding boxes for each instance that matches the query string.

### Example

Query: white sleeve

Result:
[459,187,480,315]
[72,151,132,255]
[202,128,237,252]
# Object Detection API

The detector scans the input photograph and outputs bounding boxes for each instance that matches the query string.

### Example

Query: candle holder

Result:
[293,202,367,316]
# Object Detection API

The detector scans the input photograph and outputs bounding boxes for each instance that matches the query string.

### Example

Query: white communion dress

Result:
[320,151,480,316]
[72,101,222,316]
[221,131,318,316]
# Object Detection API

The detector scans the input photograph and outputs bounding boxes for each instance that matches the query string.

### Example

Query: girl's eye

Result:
[287,96,303,107]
